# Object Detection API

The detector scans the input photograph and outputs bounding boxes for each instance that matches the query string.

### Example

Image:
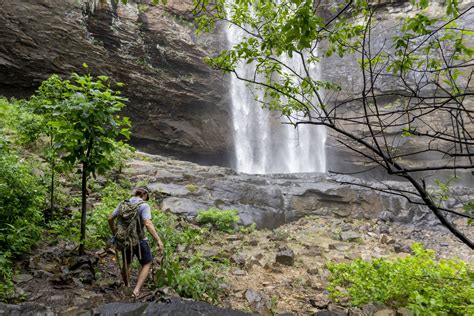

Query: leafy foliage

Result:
[49,179,131,249]
[152,211,225,302]
[0,148,45,256]
[0,98,46,146]
[327,243,474,315]
[194,0,474,248]
[30,70,131,176]
[196,207,239,233]
[29,68,132,253]
[0,253,13,302]
[0,108,46,300]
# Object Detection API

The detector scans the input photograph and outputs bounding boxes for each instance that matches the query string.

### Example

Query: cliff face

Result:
[320,1,474,183]
[0,0,233,165]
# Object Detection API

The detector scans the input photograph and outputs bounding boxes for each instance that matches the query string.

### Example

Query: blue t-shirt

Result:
[112,197,151,240]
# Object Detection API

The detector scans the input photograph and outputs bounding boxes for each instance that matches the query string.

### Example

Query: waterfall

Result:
[226,13,327,174]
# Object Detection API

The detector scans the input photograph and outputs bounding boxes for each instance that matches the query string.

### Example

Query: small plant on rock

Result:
[196,207,239,233]
[185,183,199,193]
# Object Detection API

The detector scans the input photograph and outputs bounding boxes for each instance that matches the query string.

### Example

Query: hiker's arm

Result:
[143,219,164,250]
[109,206,120,235]
[108,213,116,235]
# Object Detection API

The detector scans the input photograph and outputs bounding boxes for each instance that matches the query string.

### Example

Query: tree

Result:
[31,67,131,254]
[194,0,474,248]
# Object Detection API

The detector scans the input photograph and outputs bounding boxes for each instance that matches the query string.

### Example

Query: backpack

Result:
[114,200,145,253]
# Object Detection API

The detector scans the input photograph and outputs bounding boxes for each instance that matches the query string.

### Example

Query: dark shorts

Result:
[122,240,153,266]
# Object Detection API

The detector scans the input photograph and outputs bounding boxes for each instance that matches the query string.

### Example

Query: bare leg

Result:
[132,262,151,297]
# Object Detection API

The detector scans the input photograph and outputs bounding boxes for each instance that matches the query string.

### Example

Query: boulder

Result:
[276,249,295,266]
[310,293,330,309]
[340,231,362,242]
[12,274,33,284]
[230,254,246,267]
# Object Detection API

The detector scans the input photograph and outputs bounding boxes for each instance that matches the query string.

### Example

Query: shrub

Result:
[152,211,224,302]
[196,207,239,233]
[0,143,45,301]
[327,243,474,315]
[185,183,199,193]
[0,253,13,302]
[0,147,44,255]
[0,98,45,146]
[49,179,131,249]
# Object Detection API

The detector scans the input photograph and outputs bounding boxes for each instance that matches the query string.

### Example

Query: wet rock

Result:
[313,308,347,316]
[244,289,261,305]
[94,300,251,315]
[0,303,54,316]
[393,243,411,254]
[248,239,259,246]
[379,234,395,244]
[12,274,33,284]
[348,308,364,316]
[73,297,88,306]
[231,269,246,276]
[13,285,26,297]
[96,277,121,290]
[35,261,57,273]
[340,231,362,242]
[230,254,246,267]
[328,304,348,315]
[202,249,220,258]
[307,267,319,275]
[329,243,352,251]
[244,289,271,315]
[374,309,396,316]
[310,293,330,309]
[276,249,295,266]
[362,303,385,314]
[48,294,65,302]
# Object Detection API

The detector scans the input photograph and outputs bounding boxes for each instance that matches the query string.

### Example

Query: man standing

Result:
[108,187,164,298]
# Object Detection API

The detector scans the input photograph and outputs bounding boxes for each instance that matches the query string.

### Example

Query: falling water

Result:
[226,16,327,174]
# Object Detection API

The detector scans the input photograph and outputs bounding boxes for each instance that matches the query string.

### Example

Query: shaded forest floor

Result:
[9,213,472,315]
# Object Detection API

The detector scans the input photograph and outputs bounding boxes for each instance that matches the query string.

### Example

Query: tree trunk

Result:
[50,165,54,211]
[79,161,88,255]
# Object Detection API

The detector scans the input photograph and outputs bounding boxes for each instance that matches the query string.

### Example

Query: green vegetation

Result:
[49,179,131,249]
[0,101,47,301]
[29,66,131,254]
[152,211,225,302]
[0,67,132,299]
[185,183,199,193]
[327,243,474,315]
[196,207,239,233]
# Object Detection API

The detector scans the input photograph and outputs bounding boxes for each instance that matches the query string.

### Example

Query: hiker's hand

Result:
[156,244,163,255]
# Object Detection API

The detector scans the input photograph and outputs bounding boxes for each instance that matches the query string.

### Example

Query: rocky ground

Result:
[2,153,473,315]
[4,213,471,315]
[205,216,472,315]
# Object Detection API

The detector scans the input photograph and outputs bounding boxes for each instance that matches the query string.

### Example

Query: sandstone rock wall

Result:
[0,0,233,165]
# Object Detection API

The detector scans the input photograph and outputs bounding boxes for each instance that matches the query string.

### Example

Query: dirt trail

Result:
[10,239,154,314]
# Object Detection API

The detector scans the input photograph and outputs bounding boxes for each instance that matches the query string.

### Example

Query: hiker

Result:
[108,187,164,298]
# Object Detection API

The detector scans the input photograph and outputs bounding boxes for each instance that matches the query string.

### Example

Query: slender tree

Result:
[31,66,131,254]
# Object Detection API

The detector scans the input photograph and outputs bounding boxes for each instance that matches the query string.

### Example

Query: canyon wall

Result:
[0,0,233,165]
